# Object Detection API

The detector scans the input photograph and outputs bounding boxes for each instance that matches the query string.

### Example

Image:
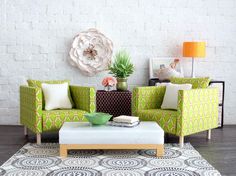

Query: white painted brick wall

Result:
[0,0,236,125]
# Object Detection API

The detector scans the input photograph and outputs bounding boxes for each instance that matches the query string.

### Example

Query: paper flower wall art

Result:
[69,28,113,76]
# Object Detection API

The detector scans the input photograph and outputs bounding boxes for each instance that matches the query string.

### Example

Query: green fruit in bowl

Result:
[84,112,112,125]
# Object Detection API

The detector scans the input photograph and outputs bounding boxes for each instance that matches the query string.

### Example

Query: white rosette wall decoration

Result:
[69,28,113,76]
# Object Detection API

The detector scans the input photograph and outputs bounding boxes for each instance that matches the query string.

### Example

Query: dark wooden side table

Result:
[209,80,225,128]
[96,90,132,118]
[148,78,225,128]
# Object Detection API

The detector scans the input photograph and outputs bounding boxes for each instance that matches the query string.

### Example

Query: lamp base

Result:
[191,57,195,78]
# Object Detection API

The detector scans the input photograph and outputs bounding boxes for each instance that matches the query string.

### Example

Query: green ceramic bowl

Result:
[84,112,112,125]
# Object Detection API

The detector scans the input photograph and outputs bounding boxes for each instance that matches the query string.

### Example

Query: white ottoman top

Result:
[59,122,164,145]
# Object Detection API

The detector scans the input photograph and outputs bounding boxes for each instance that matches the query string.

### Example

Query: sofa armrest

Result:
[132,86,166,116]
[20,86,43,134]
[70,85,96,113]
[176,88,219,136]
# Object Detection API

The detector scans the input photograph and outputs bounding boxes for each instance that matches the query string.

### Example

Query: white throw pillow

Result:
[41,83,72,110]
[161,83,192,110]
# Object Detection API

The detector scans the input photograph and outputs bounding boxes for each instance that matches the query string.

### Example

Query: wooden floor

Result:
[0,125,236,175]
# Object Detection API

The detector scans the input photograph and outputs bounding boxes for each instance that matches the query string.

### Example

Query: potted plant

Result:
[109,50,134,91]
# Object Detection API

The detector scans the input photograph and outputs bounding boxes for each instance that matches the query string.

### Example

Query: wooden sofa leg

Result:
[207,129,211,140]
[36,133,41,145]
[179,136,184,148]
[24,126,28,136]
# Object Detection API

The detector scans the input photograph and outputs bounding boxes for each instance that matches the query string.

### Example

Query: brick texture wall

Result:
[0,0,236,124]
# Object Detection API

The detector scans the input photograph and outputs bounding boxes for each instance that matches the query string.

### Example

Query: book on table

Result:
[107,115,140,127]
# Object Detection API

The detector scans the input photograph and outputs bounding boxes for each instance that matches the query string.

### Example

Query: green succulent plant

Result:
[109,50,134,78]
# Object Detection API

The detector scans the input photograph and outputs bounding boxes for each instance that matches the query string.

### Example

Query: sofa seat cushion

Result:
[42,109,87,131]
[137,109,177,134]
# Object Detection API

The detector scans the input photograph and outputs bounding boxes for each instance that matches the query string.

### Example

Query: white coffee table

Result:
[59,121,164,157]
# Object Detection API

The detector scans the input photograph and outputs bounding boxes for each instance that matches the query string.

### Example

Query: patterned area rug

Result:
[0,143,220,176]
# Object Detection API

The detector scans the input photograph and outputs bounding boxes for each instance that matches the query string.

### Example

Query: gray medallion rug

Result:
[0,143,221,176]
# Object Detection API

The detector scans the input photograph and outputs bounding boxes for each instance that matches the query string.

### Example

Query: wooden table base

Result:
[60,144,164,157]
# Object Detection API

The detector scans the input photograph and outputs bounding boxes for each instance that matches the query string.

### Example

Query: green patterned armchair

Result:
[132,86,219,147]
[20,83,96,144]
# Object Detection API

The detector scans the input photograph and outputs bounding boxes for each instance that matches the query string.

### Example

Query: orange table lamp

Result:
[183,42,206,77]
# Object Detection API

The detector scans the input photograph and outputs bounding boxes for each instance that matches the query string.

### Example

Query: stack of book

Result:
[107,115,140,127]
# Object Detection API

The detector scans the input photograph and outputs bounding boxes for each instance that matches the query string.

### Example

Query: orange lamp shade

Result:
[183,42,206,58]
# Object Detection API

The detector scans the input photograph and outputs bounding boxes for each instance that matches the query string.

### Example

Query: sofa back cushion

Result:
[170,77,210,89]
[27,79,74,109]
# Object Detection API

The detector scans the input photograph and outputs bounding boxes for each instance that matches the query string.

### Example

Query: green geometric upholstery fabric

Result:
[137,109,177,134]
[27,79,74,109]
[177,88,219,136]
[20,86,43,134]
[20,85,95,134]
[70,86,96,113]
[42,109,87,132]
[170,77,210,89]
[27,79,70,88]
[132,86,219,137]
[132,86,166,116]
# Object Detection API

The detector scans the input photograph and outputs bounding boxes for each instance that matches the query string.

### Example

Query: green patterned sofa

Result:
[20,81,95,144]
[132,79,219,147]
